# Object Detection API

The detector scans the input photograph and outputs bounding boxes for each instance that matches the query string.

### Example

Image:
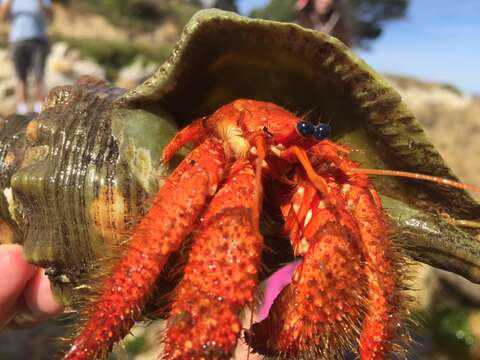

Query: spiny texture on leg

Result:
[315,141,403,359]
[165,160,263,359]
[250,187,365,358]
[345,184,401,360]
[65,138,226,360]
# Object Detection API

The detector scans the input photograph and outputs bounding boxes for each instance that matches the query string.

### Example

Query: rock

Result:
[49,3,130,43]
[437,269,480,305]
[116,56,158,89]
[0,48,16,115]
[387,75,472,112]
[45,42,106,90]
[135,20,181,46]
[387,75,480,198]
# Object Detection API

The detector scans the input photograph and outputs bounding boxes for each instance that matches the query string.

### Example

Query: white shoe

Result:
[16,102,28,115]
[34,101,42,113]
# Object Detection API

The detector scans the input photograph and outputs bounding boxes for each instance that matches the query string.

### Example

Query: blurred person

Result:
[0,244,63,329]
[0,0,52,114]
[296,0,352,46]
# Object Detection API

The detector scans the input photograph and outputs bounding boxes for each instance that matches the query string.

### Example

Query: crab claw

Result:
[65,138,226,360]
[247,142,404,360]
[165,159,264,359]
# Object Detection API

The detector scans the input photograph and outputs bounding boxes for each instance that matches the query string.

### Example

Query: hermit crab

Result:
[1,9,480,360]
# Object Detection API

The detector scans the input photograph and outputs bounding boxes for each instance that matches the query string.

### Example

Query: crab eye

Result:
[296,121,315,138]
[313,123,331,140]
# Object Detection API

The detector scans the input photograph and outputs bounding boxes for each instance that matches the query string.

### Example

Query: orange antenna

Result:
[350,168,480,193]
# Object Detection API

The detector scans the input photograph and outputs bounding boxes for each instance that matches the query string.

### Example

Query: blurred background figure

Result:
[295,0,352,46]
[0,0,52,114]
[248,0,410,49]
[198,0,238,12]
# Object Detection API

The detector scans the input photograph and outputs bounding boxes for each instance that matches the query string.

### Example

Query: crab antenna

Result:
[350,168,480,193]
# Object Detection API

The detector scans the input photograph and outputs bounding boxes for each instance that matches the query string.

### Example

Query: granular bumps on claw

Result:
[250,227,366,358]
[165,160,263,359]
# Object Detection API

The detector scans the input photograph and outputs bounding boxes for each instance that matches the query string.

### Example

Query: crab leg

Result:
[65,138,226,360]
[249,178,365,358]
[314,141,402,359]
[162,119,207,163]
[344,184,402,360]
[165,159,263,359]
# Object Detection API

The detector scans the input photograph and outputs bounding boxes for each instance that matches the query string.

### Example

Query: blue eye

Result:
[296,121,315,137]
[313,123,331,140]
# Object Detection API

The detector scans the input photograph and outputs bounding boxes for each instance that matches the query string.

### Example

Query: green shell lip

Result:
[118,9,480,282]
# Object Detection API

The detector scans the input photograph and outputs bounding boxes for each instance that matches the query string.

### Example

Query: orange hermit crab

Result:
[1,9,480,360]
[67,98,405,359]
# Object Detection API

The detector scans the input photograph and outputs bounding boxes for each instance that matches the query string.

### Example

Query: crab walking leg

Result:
[344,185,401,360]
[162,119,207,163]
[65,138,226,360]
[165,159,263,359]
[249,228,364,358]
[249,185,365,358]
[311,141,402,358]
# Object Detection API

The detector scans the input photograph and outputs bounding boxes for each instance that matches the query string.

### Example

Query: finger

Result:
[0,244,37,327]
[23,267,64,318]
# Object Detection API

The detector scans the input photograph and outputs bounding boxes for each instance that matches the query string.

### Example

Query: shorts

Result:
[11,38,49,82]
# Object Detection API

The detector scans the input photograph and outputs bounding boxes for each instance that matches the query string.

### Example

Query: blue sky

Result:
[237,0,480,95]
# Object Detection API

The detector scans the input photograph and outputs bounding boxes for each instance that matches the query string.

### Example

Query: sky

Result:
[237,0,480,95]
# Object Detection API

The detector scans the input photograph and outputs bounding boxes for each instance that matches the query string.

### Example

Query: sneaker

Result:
[16,102,28,115]
[34,101,42,113]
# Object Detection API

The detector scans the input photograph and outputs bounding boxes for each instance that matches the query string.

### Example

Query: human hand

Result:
[0,244,64,329]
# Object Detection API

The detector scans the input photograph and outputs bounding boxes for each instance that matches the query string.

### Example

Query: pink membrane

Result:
[257,260,301,321]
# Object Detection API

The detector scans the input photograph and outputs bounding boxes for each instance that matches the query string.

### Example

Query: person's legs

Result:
[11,41,31,114]
[33,80,44,113]
[15,80,28,114]
[32,39,49,113]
